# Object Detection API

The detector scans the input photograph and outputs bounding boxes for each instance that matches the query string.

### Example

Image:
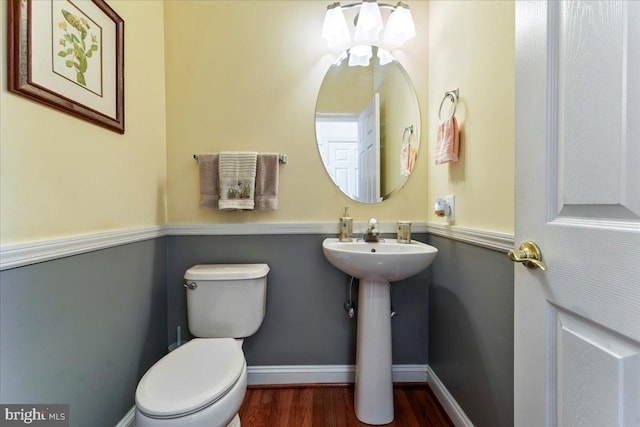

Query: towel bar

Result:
[193,153,287,164]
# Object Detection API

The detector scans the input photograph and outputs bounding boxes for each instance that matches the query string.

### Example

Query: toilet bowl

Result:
[135,264,269,427]
[135,339,247,427]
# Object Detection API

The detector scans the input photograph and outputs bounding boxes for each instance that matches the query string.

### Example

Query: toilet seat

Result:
[136,338,244,419]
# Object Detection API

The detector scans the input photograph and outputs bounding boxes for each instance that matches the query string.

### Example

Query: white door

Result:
[357,93,381,203]
[316,120,359,197]
[328,141,359,197]
[515,2,640,426]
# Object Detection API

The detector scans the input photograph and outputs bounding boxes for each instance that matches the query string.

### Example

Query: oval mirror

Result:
[315,47,420,203]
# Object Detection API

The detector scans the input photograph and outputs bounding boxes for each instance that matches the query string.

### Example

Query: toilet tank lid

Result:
[184,264,269,281]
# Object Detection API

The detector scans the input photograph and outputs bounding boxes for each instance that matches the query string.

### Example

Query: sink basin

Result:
[322,237,438,424]
[322,238,438,282]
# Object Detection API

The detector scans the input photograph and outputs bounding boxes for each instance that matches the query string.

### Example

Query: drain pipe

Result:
[344,276,356,318]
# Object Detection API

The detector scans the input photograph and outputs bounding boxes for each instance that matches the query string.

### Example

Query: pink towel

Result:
[400,143,417,176]
[198,154,219,209]
[435,117,459,164]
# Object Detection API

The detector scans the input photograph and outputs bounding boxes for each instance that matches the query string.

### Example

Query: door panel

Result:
[328,141,358,197]
[552,1,640,219]
[554,308,640,426]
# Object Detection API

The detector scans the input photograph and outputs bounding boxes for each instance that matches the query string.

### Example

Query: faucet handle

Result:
[368,218,378,228]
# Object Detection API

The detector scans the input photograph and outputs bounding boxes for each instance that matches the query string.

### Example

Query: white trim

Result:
[427,365,474,427]
[167,222,514,252]
[165,221,431,236]
[246,364,428,385]
[0,226,164,271]
[1,222,514,270]
[114,405,136,427]
[120,365,466,426]
[425,222,514,253]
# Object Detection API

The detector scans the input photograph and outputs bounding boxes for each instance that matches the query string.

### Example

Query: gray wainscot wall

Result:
[0,239,168,427]
[166,233,431,366]
[428,234,514,427]
[0,231,514,427]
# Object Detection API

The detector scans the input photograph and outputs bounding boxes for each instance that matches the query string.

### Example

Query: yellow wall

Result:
[164,0,430,225]
[1,0,515,244]
[427,0,515,234]
[379,63,419,196]
[0,1,167,244]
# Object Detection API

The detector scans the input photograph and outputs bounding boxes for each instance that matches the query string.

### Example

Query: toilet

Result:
[135,264,269,427]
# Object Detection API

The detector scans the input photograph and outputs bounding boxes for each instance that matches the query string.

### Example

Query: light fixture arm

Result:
[336,2,402,11]
[343,1,403,28]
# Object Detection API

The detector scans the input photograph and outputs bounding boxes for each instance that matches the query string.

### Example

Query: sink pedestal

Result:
[355,278,394,425]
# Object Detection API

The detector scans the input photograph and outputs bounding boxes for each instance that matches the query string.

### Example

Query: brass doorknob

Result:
[508,241,547,271]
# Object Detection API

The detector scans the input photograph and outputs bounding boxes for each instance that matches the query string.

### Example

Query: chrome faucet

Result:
[363,218,380,242]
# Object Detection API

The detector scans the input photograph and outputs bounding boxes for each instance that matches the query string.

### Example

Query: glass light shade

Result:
[354,1,383,43]
[349,45,373,67]
[322,4,351,48]
[377,47,395,65]
[333,50,349,66]
[382,3,416,48]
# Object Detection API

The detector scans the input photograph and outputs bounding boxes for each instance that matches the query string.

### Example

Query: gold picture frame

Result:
[8,0,125,133]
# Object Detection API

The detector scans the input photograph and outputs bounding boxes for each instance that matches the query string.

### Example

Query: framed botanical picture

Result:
[8,0,125,133]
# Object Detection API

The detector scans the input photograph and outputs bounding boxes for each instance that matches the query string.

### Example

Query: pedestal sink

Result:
[322,238,438,425]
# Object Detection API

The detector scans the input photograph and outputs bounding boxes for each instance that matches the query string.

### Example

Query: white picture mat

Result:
[30,0,117,119]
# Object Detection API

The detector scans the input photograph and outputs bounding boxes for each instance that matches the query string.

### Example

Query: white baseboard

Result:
[246,364,428,385]
[115,405,135,427]
[116,365,470,427]
[427,366,474,427]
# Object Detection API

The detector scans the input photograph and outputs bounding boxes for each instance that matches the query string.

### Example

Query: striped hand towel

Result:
[218,151,258,210]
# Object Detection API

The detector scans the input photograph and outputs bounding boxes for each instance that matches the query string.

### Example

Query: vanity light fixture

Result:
[354,0,384,43]
[376,47,395,65]
[322,2,351,48]
[349,45,373,66]
[382,2,415,47]
[322,1,416,52]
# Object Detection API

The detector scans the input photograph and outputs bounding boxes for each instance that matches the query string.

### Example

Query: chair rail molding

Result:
[1,222,514,270]
[0,226,165,271]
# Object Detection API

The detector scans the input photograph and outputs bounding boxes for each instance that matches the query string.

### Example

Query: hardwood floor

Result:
[238,383,454,427]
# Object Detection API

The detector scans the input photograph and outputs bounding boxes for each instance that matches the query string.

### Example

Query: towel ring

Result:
[402,125,414,145]
[438,88,459,122]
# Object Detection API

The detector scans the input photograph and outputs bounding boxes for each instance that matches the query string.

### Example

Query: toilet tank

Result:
[184,264,269,338]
